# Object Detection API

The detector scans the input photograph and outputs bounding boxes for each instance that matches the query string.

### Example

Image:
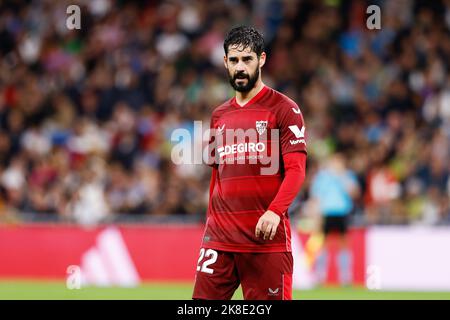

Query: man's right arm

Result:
[208,167,217,198]
[206,113,218,168]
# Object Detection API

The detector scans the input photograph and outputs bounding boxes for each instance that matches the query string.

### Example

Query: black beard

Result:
[229,67,259,93]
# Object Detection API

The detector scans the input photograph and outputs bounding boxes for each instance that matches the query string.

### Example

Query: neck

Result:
[235,79,265,106]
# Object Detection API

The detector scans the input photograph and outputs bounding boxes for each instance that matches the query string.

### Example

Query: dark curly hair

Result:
[223,26,265,57]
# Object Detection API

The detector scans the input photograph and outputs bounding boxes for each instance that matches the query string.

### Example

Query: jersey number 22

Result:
[196,248,218,274]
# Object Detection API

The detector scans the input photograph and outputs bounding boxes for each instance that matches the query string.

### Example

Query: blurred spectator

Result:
[65,160,110,226]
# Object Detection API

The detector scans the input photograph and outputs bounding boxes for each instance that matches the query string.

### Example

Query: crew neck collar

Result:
[232,85,269,108]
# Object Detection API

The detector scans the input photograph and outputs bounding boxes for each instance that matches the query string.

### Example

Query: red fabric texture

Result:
[268,151,306,217]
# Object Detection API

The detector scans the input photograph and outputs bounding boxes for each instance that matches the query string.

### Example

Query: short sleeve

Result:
[277,103,307,155]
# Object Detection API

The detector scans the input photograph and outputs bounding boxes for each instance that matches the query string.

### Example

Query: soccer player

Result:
[192,26,307,300]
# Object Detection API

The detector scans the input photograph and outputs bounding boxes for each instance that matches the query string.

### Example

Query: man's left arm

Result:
[255,102,308,241]
[255,152,306,240]
[268,151,306,215]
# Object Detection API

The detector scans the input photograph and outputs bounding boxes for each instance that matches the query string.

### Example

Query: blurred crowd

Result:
[0,0,449,226]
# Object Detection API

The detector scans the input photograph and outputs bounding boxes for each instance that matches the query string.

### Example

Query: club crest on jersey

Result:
[256,121,268,135]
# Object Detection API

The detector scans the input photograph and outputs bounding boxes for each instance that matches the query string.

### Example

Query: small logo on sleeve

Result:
[288,125,306,145]
[292,107,301,114]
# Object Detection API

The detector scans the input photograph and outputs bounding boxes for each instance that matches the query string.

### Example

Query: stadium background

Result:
[0,0,449,299]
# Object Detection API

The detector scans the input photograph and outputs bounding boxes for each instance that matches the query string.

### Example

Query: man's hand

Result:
[255,210,281,240]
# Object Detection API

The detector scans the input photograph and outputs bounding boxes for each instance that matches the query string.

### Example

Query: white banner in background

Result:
[367,226,450,291]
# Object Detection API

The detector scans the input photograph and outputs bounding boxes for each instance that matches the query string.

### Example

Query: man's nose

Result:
[235,61,246,72]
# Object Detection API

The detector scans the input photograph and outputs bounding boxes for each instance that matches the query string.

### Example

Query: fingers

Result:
[260,221,267,238]
[256,220,268,238]
[256,219,277,240]
[264,223,273,240]
[255,219,262,238]
[269,224,277,240]
[262,223,269,240]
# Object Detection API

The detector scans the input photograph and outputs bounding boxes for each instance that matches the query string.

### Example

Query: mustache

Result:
[233,72,249,80]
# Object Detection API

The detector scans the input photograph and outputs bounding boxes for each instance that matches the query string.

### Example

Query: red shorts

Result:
[192,248,293,300]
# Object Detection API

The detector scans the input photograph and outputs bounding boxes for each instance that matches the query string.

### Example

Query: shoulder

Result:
[266,87,303,117]
[211,98,233,119]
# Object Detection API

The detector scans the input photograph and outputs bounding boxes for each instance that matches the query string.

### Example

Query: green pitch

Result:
[0,280,449,300]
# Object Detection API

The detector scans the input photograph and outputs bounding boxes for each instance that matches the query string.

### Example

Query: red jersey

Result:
[202,85,307,253]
